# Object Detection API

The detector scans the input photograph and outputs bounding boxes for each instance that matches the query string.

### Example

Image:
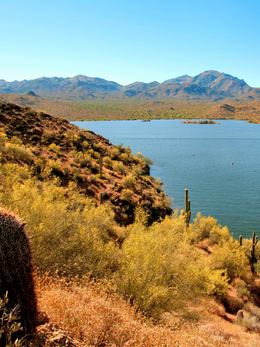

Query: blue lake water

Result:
[73,119,260,239]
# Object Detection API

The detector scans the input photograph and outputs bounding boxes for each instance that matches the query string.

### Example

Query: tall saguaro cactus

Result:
[0,207,38,345]
[99,155,103,178]
[251,231,258,274]
[185,189,191,227]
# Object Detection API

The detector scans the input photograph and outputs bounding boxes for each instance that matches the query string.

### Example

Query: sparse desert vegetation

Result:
[2,93,260,123]
[1,102,260,346]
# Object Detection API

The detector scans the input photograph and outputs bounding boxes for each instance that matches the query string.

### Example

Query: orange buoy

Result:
[231,163,233,165]
[192,154,194,156]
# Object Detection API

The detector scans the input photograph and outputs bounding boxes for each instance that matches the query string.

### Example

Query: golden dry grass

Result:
[35,275,260,347]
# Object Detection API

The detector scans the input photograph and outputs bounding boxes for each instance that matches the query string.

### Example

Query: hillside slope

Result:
[1,103,260,347]
[0,102,172,225]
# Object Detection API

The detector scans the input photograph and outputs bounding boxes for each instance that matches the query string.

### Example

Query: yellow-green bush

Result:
[4,143,33,163]
[43,159,63,177]
[204,269,229,298]
[121,174,136,189]
[208,225,230,245]
[121,189,133,202]
[120,152,129,164]
[74,151,91,167]
[10,136,23,145]
[135,152,154,165]
[48,143,61,152]
[103,156,113,168]
[116,213,229,318]
[110,148,120,160]
[191,213,222,243]
[209,238,249,280]
[0,177,118,277]
[42,130,54,142]
[0,131,7,151]
[131,164,143,177]
[113,161,126,175]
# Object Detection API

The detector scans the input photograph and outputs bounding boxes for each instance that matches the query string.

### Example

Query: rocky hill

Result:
[0,70,258,101]
[0,102,172,226]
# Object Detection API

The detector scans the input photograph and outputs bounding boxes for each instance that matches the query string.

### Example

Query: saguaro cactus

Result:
[99,155,103,178]
[250,231,258,274]
[185,189,191,227]
[0,207,37,344]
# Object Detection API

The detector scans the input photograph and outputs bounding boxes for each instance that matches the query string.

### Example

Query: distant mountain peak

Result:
[0,71,256,101]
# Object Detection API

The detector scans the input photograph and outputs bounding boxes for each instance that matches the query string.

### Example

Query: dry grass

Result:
[35,275,260,347]
[36,275,173,346]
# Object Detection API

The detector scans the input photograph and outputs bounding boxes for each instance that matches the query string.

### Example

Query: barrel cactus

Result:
[0,207,37,344]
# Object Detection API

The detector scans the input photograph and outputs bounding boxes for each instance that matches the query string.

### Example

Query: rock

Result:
[236,310,244,320]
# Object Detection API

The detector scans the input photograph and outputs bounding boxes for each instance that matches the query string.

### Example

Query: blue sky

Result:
[2,0,260,87]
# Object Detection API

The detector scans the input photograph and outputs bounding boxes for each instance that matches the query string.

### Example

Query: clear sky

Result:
[2,0,260,87]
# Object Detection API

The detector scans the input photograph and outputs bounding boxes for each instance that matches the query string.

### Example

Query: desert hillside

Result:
[0,102,260,346]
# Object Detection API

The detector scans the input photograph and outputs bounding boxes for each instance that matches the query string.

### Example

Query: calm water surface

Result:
[73,120,260,239]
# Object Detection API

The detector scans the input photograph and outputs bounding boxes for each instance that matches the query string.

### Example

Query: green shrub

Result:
[4,143,33,163]
[95,142,104,150]
[121,174,136,189]
[74,152,91,167]
[73,173,83,182]
[110,148,120,160]
[89,175,96,183]
[116,214,226,319]
[113,161,125,175]
[44,160,63,178]
[0,179,118,278]
[48,143,61,152]
[25,109,36,116]
[191,213,221,243]
[209,238,249,280]
[94,173,109,180]
[30,135,39,142]
[42,130,54,142]
[0,131,7,151]
[120,153,129,164]
[103,156,113,168]
[236,281,251,299]
[10,136,23,145]
[131,164,143,177]
[121,189,133,201]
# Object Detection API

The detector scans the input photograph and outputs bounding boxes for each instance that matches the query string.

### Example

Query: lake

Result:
[73,119,260,239]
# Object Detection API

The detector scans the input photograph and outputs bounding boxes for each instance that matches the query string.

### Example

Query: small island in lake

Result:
[181,120,220,124]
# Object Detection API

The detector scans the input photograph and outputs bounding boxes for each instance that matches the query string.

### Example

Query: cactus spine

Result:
[185,189,191,227]
[0,207,37,345]
[250,231,258,274]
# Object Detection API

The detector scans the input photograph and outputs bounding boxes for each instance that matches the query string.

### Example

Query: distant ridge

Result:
[0,71,258,101]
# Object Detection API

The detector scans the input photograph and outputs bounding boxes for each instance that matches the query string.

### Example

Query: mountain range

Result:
[1,70,260,102]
